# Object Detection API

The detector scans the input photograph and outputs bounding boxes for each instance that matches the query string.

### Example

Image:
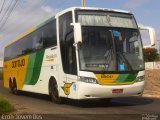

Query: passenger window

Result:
[43,20,57,48]
[4,20,57,61]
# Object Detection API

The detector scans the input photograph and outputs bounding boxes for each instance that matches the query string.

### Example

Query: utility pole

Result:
[82,0,86,7]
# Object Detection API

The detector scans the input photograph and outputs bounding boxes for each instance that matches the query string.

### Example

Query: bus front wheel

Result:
[49,81,63,104]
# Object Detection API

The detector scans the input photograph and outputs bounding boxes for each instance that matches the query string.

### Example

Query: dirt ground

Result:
[144,70,160,98]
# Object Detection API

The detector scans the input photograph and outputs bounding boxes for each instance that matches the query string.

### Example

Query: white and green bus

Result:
[3,7,154,103]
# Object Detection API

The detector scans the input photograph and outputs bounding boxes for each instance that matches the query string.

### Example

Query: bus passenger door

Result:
[59,32,78,98]
[65,33,78,99]
[59,11,78,98]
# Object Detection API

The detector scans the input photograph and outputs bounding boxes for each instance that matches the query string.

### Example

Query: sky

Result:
[0,0,159,59]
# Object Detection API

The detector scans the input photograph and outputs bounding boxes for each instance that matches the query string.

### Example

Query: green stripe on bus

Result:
[114,73,137,83]
[23,53,36,85]
[24,50,45,85]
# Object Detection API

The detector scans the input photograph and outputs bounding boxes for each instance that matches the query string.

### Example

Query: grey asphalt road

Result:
[0,80,160,120]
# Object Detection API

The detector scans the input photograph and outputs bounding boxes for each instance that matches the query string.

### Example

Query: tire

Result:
[12,80,20,95]
[9,79,14,93]
[49,81,63,104]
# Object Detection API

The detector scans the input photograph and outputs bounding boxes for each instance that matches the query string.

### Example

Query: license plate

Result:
[112,89,123,93]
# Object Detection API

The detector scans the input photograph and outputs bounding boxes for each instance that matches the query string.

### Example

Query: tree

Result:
[143,48,159,62]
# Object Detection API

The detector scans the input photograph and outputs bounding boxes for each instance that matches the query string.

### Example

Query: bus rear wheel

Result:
[9,79,14,93]
[12,80,20,95]
[49,81,63,104]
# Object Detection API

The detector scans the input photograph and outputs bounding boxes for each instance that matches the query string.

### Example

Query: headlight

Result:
[136,76,144,82]
[79,77,98,84]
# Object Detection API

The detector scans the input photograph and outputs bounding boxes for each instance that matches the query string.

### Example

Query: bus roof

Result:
[5,7,131,48]
[56,7,131,17]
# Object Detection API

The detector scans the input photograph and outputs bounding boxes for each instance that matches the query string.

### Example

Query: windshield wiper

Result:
[103,49,114,71]
[117,52,133,71]
[101,30,117,72]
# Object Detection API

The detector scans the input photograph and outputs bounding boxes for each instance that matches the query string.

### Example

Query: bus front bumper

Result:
[77,81,145,99]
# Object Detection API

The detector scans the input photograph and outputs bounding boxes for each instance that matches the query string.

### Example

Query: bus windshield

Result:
[76,10,137,29]
[76,11,144,72]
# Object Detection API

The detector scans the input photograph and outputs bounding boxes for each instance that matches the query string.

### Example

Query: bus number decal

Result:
[101,74,113,79]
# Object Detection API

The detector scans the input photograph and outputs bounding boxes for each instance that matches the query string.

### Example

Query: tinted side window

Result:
[60,12,73,73]
[4,20,57,61]
[4,34,34,60]
[42,20,57,48]
[59,12,77,75]
[59,13,73,42]
[20,35,34,55]
[32,30,43,50]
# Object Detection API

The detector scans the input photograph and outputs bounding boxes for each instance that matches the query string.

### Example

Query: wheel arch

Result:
[9,77,12,88]
[48,76,58,94]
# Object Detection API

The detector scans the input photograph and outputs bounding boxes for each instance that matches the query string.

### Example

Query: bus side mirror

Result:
[148,27,156,46]
[139,25,156,47]
[71,23,82,45]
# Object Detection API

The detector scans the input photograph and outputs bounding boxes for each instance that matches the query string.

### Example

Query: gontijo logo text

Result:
[46,54,57,61]
[12,59,25,68]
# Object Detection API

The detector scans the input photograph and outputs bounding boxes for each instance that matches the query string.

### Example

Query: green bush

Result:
[0,97,15,114]
[143,48,159,62]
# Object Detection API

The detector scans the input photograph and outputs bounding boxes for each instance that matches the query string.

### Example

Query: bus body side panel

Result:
[3,55,29,90]
[3,47,59,95]
[22,47,59,95]
[58,74,79,99]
